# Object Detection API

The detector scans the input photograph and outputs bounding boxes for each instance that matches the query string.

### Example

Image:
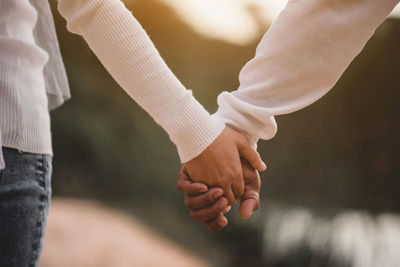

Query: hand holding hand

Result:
[177,167,230,230]
[184,126,265,205]
[177,159,262,230]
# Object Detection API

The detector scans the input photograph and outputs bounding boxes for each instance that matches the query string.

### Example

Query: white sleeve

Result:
[57,0,225,162]
[214,0,399,145]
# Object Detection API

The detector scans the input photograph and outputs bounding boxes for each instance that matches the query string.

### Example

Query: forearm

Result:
[214,0,399,145]
[57,0,224,162]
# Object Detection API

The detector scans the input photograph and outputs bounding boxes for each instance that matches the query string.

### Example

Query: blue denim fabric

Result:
[0,147,52,267]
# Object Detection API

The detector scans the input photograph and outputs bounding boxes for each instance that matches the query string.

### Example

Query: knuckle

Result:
[237,189,245,199]
[217,198,228,209]
[177,182,184,192]
[218,174,231,184]
[224,195,233,205]
[208,209,221,219]
[230,168,241,178]
[205,194,215,204]
[240,185,245,195]
[205,206,222,219]
[208,189,220,201]
[223,172,233,180]
[251,191,260,200]
[243,191,259,201]
[184,197,190,208]
[207,179,218,188]
[235,180,244,190]
[226,196,235,205]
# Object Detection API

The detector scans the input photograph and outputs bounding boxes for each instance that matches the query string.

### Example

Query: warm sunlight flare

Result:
[159,0,287,45]
[159,0,400,45]
[392,4,400,18]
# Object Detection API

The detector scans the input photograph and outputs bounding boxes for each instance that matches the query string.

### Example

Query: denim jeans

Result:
[0,147,52,267]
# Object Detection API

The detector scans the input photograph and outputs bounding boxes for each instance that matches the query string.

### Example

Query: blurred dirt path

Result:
[40,198,209,267]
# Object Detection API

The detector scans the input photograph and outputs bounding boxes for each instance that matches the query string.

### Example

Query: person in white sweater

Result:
[178,0,400,230]
[1,0,265,265]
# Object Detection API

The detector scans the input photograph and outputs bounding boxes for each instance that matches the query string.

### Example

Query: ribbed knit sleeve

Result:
[0,0,53,167]
[214,0,399,145]
[57,0,225,162]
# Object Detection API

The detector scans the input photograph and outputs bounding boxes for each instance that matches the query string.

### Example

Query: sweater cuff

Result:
[168,95,225,162]
[211,112,259,149]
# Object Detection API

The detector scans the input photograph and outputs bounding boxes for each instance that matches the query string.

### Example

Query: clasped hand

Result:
[177,126,266,230]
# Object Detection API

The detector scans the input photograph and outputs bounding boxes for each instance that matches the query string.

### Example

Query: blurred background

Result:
[41,1,400,266]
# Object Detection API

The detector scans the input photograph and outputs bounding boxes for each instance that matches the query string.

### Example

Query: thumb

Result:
[237,142,266,171]
[239,199,258,219]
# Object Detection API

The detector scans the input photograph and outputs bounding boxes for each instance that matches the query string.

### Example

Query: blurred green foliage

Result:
[50,1,400,266]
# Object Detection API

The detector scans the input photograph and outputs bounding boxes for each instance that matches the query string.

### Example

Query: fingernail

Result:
[260,161,267,171]
[225,206,231,212]
[199,187,207,193]
[214,191,223,198]
[218,220,227,227]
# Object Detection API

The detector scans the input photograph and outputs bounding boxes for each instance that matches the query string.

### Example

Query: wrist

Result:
[211,113,258,149]
[160,92,225,163]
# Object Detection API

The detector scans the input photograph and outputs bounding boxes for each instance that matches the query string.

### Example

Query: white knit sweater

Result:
[214,0,399,145]
[0,0,52,158]
[0,0,398,169]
